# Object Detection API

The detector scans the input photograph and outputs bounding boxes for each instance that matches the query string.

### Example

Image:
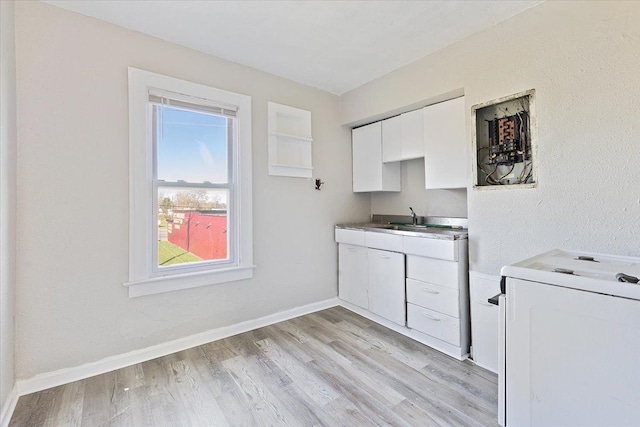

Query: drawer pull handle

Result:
[347,247,358,252]
[421,312,442,321]
[379,255,391,259]
[477,300,494,307]
[421,287,440,295]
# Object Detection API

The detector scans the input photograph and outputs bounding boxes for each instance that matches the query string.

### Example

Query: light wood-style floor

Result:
[10,307,499,426]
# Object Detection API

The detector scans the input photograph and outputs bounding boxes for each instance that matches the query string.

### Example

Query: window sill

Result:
[124,265,256,298]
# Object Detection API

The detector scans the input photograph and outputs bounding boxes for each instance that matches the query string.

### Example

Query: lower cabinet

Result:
[469,274,500,373]
[338,244,369,309]
[404,252,470,358]
[337,243,405,326]
[367,248,405,325]
[336,228,470,360]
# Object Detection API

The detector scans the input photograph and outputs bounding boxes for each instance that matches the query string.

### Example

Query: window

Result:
[126,68,253,297]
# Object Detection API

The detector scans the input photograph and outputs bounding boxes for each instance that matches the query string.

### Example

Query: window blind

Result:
[148,89,237,118]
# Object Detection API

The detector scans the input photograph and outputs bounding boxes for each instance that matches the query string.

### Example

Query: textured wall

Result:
[0,0,17,408]
[14,1,370,379]
[341,1,640,275]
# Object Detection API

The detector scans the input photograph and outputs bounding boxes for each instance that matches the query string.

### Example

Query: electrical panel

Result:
[472,90,535,188]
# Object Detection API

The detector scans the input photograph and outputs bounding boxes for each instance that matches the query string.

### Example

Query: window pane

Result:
[157,187,230,267]
[156,105,229,184]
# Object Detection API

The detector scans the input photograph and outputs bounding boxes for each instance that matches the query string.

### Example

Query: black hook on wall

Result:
[315,179,325,191]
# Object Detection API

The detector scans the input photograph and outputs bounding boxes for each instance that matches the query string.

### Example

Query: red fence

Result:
[167,210,227,260]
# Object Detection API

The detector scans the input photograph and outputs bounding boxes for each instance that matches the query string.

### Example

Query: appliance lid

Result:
[500,249,640,301]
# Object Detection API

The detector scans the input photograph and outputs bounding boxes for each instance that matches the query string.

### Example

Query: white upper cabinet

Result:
[423,96,468,189]
[400,109,425,160]
[381,109,424,163]
[381,115,402,162]
[352,122,401,192]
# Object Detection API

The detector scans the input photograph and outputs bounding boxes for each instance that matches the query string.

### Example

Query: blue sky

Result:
[156,106,228,183]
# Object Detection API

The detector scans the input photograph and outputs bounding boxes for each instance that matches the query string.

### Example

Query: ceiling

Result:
[44,0,544,95]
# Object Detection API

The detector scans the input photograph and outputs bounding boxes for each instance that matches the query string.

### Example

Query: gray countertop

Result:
[335,222,468,241]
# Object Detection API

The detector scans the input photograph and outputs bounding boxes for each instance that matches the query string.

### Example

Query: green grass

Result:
[158,240,201,266]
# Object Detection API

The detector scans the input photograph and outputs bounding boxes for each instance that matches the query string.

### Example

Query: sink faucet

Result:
[409,207,418,225]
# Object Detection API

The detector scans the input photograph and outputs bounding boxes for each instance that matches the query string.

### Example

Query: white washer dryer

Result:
[497,249,640,427]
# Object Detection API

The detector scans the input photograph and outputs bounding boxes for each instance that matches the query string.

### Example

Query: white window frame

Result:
[125,68,254,297]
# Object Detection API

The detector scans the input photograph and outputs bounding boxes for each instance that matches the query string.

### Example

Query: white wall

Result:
[14,1,370,380]
[370,158,468,218]
[341,1,640,275]
[0,0,17,410]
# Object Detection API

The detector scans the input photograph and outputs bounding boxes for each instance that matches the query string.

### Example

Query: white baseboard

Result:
[0,385,19,427]
[17,297,339,396]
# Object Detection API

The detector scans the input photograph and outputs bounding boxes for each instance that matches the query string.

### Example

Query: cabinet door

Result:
[352,122,382,192]
[367,248,405,325]
[381,115,402,163]
[352,122,401,192]
[338,244,368,309]
[469,276,500,373]
[382,111,424,163]
[401,109,424,160]
[423,96,467,189]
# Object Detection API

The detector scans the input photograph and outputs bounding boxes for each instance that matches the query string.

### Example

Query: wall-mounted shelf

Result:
[271,164,313,170]
[270,132,313,142]
[268,102,313,178]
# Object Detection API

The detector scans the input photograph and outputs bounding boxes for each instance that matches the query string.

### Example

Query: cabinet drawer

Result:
[406,278,459,318]
[335,228,365,246]
[407,304,461,346]
[403,236,458,261]
[406,255,459,289]
[365,231,403,252]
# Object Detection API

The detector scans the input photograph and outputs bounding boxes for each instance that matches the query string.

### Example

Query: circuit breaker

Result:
[488,114,528,166]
